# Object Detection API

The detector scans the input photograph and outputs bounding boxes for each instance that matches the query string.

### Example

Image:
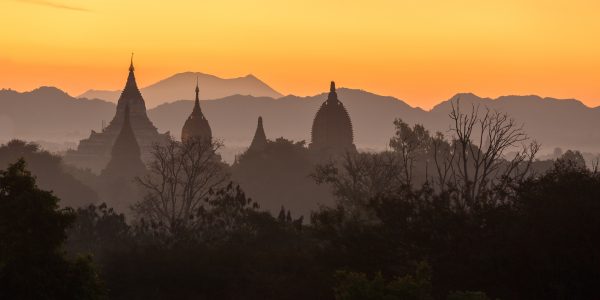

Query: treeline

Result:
[1,102,600,299]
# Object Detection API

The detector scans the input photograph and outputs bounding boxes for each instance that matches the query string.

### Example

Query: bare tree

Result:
[433,98,539,203]
[134,137,229,235]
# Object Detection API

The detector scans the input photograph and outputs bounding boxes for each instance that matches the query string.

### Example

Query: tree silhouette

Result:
[0,140,98,208]
[434,99,539,202]
[135,137,229,239]
[0,159,104,299]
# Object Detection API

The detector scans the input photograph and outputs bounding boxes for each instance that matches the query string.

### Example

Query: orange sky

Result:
[1,0,600,109]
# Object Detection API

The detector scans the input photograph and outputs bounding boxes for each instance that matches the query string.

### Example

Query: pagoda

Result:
[309,81,356,156]
[181,79,212,143]
[247,116,267,152]
[101,104,146,180]
[65,56,170,172]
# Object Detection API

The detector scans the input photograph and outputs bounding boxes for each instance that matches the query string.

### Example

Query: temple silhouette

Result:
[247,116,267,153]
[309,81,356,156]
[65,57,170,172]
[101,104,146,180]
[181,78,212,143]
[65,54,356,173]
[240,81,356,158]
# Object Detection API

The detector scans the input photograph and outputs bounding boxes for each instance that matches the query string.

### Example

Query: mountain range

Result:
[78,72,283,108]
[1,75,600,162]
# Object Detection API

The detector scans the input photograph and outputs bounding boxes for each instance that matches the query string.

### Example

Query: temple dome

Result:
[181,80,212,143]
[309,81,356,155]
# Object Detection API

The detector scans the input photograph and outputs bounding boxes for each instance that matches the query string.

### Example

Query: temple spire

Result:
[120,53,142,105]
[193,76,201,113]
[129,52,134,72]
[248,116,267,152]
[181,81,212,143]
[327,80,338,103]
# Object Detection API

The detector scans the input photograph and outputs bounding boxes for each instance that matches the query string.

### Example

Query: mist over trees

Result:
[0,140,98,207]
[2,100,600,299]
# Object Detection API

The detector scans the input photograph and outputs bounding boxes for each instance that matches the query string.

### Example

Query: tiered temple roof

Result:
[309,81,356,156]
[181,79,212,143]
[64,57,170,172]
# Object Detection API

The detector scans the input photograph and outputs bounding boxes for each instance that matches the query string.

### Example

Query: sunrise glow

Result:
[2,0,600,108]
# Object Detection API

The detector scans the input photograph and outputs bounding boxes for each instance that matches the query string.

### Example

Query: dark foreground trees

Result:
[0,159,104,299]
[311,152,600,300]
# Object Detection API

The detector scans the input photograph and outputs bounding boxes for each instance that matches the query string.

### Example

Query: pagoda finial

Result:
[129,52,134,72]
[327,81,338,103]
[193,79,201,113]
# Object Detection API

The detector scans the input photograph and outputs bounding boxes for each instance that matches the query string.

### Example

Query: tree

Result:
[66,203,130,263]
[509,159,600,299]
[135,137,229,238]
[312,151,403,216]
[0,159,104,299]
[556,149,586,169]
[334,262,433,300]
[390,119,432,185]
[0,139,99,208]
[232,137,330,218]
[434,99,539,203]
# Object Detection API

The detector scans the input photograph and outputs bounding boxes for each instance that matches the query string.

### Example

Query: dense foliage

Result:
[0,159,104,299]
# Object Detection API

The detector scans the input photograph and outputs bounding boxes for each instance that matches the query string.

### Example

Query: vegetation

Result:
[2,102,600,298]
[0,159,104,299]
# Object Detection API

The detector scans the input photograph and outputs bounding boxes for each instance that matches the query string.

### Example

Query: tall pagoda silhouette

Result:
[247,116,268,152]
[309,81,356,156]
[181,79,212,143]
[65,56,170,172]
[101,104,146,179]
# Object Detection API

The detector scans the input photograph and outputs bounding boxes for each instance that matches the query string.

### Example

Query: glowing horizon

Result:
[2,0,600,109]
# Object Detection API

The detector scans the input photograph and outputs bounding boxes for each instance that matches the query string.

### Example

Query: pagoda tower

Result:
[101,104,146,180]
[181,79,212,143]
[309,81,356,156]
[247,116,268,152]
[65,56,170,172]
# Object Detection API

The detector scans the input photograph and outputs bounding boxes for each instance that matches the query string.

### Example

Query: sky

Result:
[1,0,600,109]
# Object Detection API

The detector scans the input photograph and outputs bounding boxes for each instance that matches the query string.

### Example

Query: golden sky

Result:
[1,0,600,109]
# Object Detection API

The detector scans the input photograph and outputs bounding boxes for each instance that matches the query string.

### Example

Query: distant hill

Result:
[425,93,600,152]
[2,86,600,158]
[148,88,426,150]
[79,72,283,108]
[0,87,115,143]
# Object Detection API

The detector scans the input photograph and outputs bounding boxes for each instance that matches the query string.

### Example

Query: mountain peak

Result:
[79,72,283,108]
[29,86,71,98]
